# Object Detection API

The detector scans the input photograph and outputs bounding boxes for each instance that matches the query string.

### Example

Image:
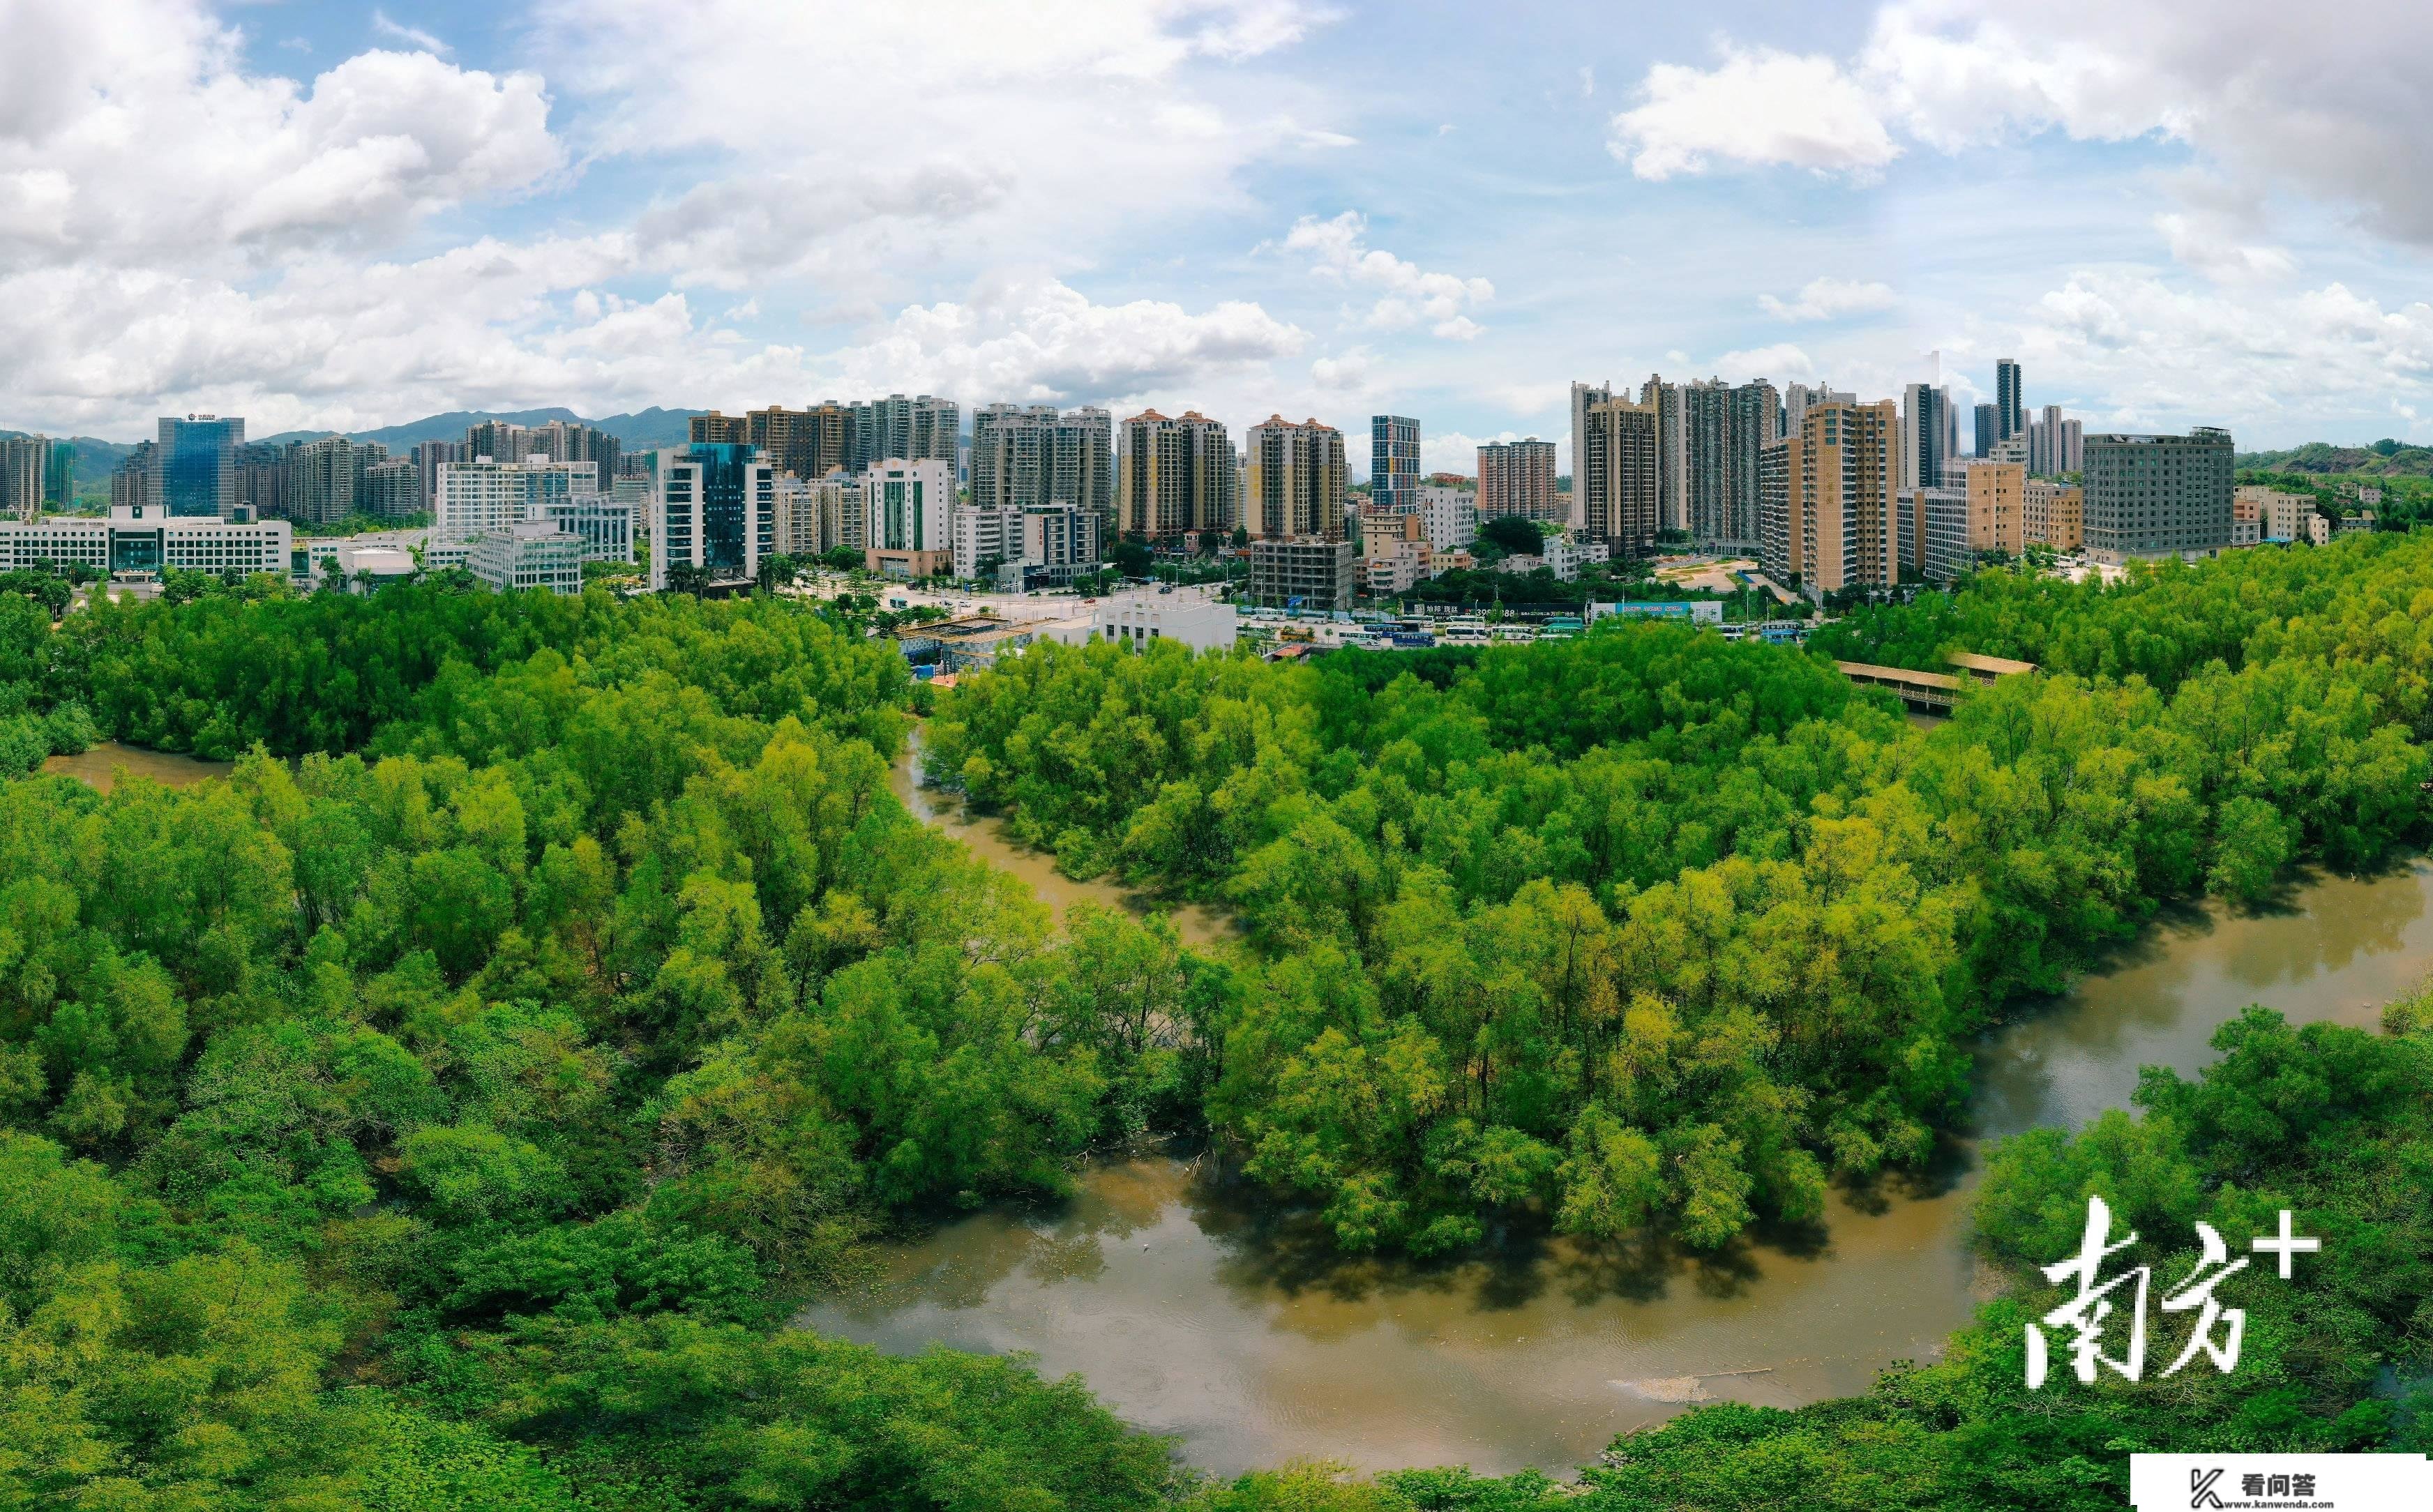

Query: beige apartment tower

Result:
[1577,398,1662,558]
[1760,400,1898,602]
[1116,409,1236,540]
[1477,437,1558,522]
[1243,416,1348,540]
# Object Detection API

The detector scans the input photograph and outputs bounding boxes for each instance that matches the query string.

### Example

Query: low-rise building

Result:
[2335,511,2377,536]
[543,493,635,564]
[1589,600,1724,625]
[467,522,584,596]
[1359,511,1436,594]
[0,501,294,578]
[2023,477,2084,552]
[951,504,1023,581]
[1247,536,1354,610]
[2235,485,2317,544]
[1090,591,1238,653]
[322,543,418,594]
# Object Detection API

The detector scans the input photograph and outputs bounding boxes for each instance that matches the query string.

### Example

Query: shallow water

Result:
[889,727,1236,951]
[820,795,2433,1472]
[40,740,233,792]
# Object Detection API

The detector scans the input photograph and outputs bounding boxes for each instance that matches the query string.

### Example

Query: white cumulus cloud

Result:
[1759,277,1899,322]
[1609,47,1899,180]
[1283,211,1493,339]
[1604,0,2433,252]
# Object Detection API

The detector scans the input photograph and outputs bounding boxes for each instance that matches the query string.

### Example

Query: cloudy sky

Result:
[6,0,2432,471]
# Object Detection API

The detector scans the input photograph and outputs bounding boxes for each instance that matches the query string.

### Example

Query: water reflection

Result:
[804,822,2433,1474]
[1971,861,2430,1137]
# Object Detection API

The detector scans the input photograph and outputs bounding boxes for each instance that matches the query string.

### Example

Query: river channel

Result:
[813,733,2433,1474]
[40,739,233,792]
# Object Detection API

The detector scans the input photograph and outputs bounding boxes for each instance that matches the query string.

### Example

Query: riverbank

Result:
[804,842,2433,1474]
[40,739,232,792]
[890,725,1237,951]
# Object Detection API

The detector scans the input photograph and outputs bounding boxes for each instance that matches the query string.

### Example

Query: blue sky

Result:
[7,0,2433,471]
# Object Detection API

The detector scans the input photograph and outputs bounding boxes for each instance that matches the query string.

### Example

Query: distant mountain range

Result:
[255,406,705,452]
[5,407,707,493]
[2237,441,2433,478]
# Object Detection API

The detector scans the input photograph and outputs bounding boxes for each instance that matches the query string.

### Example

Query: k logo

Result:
[2188,1467,2227,1509]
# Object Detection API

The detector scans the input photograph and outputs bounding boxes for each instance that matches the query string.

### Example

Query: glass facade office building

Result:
[156,415,245,517]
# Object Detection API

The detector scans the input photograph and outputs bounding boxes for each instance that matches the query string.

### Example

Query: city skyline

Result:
[5,0,2432,475]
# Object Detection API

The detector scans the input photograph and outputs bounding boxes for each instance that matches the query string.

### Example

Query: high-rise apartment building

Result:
[1759,439,1791,583]
[2083,428,2234,562]
[154,415,243,517]
[1243,416,1348,540]
[651,443,778,590]
[689,411,749,446]
[1477,437,1558,522]
[970,405,1113,522]
[1050,407,1114,523]
[1636,375,1687,531]
[412,441,465,511]
[775,469,865,554]
[287,437,389,526]
[112,444,156,513]
[2024,405,2084,478]
[1568,381,1612,528]
[1973,403,1998,458]
[1675,378,1777,547]
[1370,415,1422,514]
[522,420,620,490]
[1578,397,1661,559]
[748,404,851,482]
[1758,400,1899,601]
[845,395,959,474]
[1782,381,1854,444]
[363,458,422,521]
[1117,410,1235,540]
[467,421,533,462]
[1900,384,1954,493]
[0,434,49,522]
[1995,358,2024,441]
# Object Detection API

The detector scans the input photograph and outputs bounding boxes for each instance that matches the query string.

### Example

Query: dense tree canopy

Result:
[926,532,2433,1255]
[5,534,2431,1506]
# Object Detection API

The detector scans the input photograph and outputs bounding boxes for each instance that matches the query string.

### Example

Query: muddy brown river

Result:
[815,735,2433,1474]
[41,739,234,792]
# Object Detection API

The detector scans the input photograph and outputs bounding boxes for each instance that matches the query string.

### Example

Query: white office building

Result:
[1087,591,1237,653]
[1417,483,1478,551]
[651,444,779,591]
[864,458,954,553]
[435,458,590,544]
[0,502,293,578]
[543,493,635,564]
[951,503,1023,580]
[467,521,585,596]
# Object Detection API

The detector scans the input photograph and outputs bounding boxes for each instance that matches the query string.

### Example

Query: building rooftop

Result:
[1945,651,2037,677]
